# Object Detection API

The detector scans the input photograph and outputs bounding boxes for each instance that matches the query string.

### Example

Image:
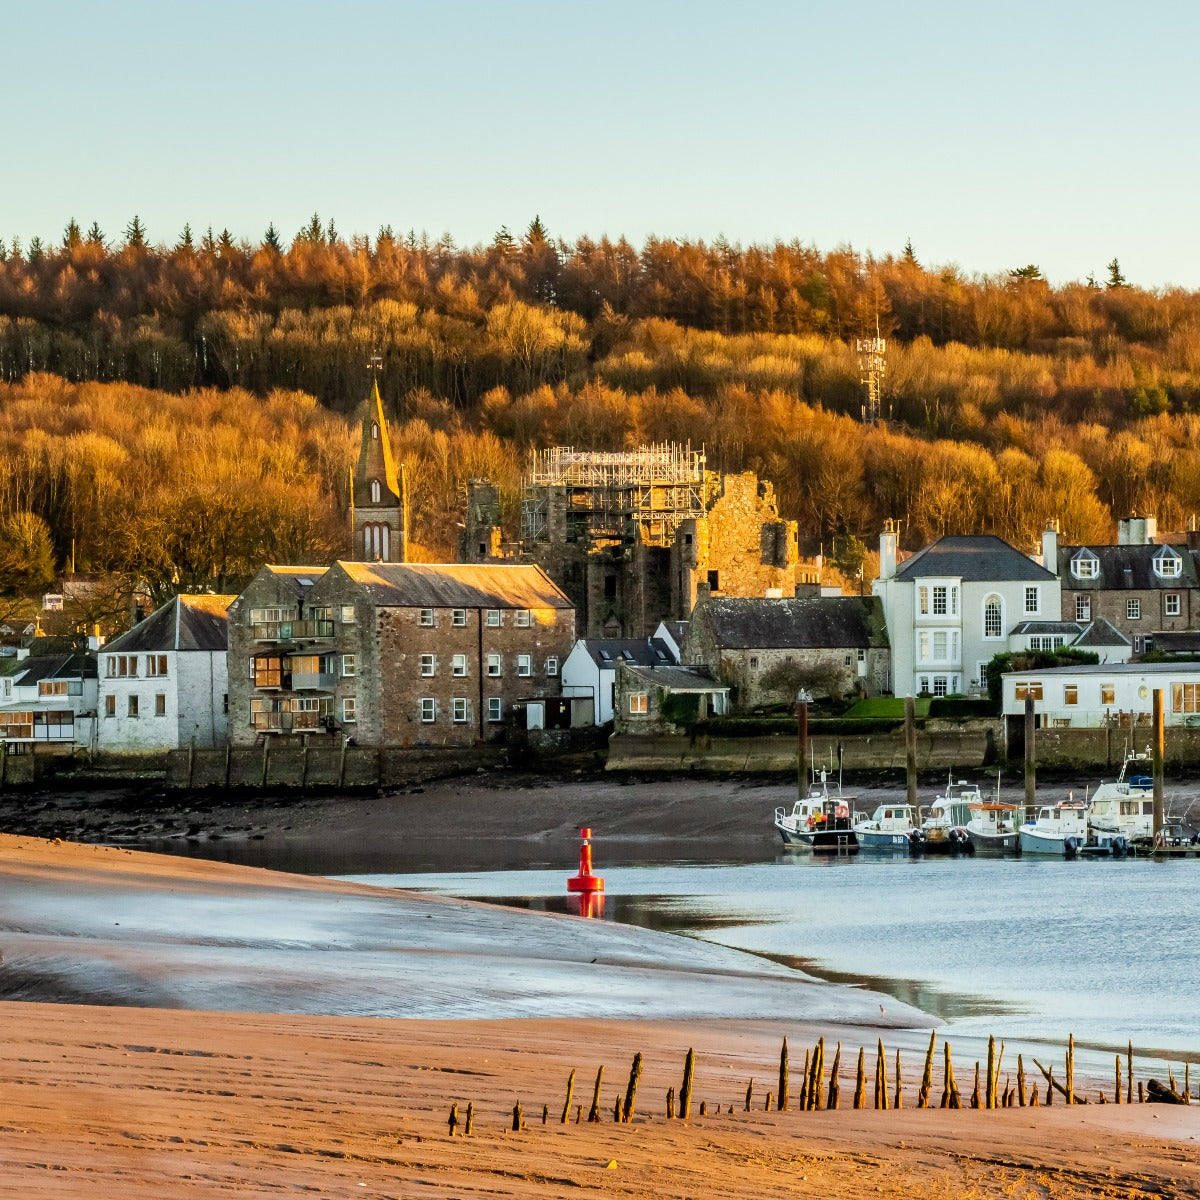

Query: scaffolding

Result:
[521,443,709,545]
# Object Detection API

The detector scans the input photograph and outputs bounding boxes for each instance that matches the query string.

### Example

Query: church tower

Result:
[350,379,408,561]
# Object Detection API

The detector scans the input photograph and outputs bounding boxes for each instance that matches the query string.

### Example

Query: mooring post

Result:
[905,696,918,808]
[1023,694,1036,825]
[796,695,809,799]
[1153,689,1165,841]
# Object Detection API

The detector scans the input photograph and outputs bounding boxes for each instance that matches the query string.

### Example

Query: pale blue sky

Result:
[5,0,1197,286]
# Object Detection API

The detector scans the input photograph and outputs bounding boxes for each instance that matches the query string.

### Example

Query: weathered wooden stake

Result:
[448,1103,459,1136]
[876,1039,888,1110]
[970,1062,981,1109]
[512,1101,523,1132]
[1153,689,1165,840]
[778,1037,789,1112]
[1046,1068,1054,1107]
[986,1036,996,1109]
[542,1104,548,1125]
[613,1095,621,1122]
[994,1042,1005,1110]
[679,1048,695,1119]
[765,1091,773,1111]
[666,1087,675,1120]
[946,1043,961,1109]
[894,1049,903,1109]
[745,1077,754,1112]
[1023,694,1036,826]
[1017,1054,1027,1107]
[905,696,918,808]
[561,1068,576,1124]
[1067,1033,1075,1105]
[1115,1055,1122,1105]
[798,1050,810,1110]
[699,1100,707,1116]
[854,1046,866,1109]
[465,1102,474,1136]
[918,1030,936,1108]
[1138,1080,1145,1103]
[622,1052,643,1123]
[811,1037,825,1110]
[1128,1041,1134,1105]
[1030,1083,1039,1106]
[587,1066,604,1123]
[827,1042,842,1110]
[576,1105,582,1124]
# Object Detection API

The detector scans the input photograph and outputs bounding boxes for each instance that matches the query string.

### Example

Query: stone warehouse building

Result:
[228,562,573,748]
[461,444,819,638]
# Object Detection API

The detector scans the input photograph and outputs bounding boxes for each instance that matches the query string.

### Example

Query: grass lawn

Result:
[842,697,931,719]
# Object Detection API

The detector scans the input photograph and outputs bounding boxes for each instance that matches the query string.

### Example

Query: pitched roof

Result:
[577,638,676,668]
[1074,617,1131,647]
[896,535,1054,583]
[702,596,888,650]
[1057,544,1199,589]
[353,379,402,505]
[105,594,235,655]
[1152,631,1200,654]
[621,663,726,692]
[1010,620,1082,635]
[335,562,572,610]
[10,650,96,685]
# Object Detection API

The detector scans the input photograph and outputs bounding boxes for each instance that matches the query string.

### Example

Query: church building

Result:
[350,380,408,562]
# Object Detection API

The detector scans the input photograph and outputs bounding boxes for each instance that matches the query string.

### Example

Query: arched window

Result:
[983,594,1003,639]
[371,422,379,440]
[370,479,381,503]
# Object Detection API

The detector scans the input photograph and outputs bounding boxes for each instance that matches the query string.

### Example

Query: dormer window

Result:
[1070,550,1099,580]
[370,479,381,503]
[1153,548,1182,578]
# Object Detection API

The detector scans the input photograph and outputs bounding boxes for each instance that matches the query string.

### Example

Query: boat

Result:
[1018,797,1089,857]
[853,803,920,850]
[1148,820,1200,856]
[1077,830,1132,858]
[911,777,977,854]
[774,768,859,853]
[965,772,1021,852]
[1086,750,1155,841]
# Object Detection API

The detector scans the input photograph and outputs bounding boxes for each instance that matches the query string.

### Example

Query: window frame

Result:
[451,697,469,724]
[487,696,503,722]
[1127,598,1141,620]
[419,697,436,723]
[487,652,502,677]
[514,609,531,628]
[451,608,467,627]
[517,653,532,677]
[545,656,559,676]
[1165,593,1181,617]
[451,653,468,677]
[342,696,357,723]
[419,608,435,627]
[342,654,356,678]
[420,653,436,677]
[629,692,649,715]
[485,609,501,627]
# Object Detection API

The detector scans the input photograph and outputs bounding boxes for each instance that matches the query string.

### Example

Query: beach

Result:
[0,832,1198,1196]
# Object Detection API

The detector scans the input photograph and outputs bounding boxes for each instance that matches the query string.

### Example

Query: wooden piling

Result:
[905,697,918,808]
[745,1077,753,1112]
[970,1063,981,1109]
[1139,1081,1145,1103]
[448,1103,459,1137]
[811,1038,825,1110]
[1128,1041,1134,1105]
[1067,1033,1075,1105]
[876,1039,888,1110]
[613,1095,621,1123]
[1030,1083,1039,1106]
[679,1048,695,1120]
[854,1047,866,1109]
[918,1030,936,1108]
[541,1104,548,1125]
[700,1101,707,1116]
[777,1038,789,1112]
[986,1037,995,1109]
[1017,1054,1026,1107]
[827,1042,842,1110]
[894,1049,902,1109]
[945,1043,961,1109]
[765,1091,773,1112]
[798,1050,810,1110]
[797,695,809,799]
[587,1066,604,1123]
[1153,689,1165,840]
[666,1087,675,1120]
[512,1102,523,1132]
[622,1052,643,1122]
[1115,1055,1122,1105]
[1024,694,1036,826]
[576,1105,582,1124]
[561,1069,576,1123]
[465,1102,474,1136]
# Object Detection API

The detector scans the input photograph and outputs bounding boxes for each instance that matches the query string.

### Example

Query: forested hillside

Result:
[1,217,1199,612]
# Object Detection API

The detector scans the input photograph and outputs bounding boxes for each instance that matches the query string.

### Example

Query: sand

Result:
[1,835,1198,1197]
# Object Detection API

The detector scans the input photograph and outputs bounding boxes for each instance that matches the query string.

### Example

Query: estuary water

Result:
[344,853,1200,1058]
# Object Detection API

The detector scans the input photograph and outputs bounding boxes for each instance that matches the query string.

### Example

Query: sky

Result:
[5,0,1198,288]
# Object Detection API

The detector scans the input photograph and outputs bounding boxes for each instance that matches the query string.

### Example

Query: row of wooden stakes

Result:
[446,1032,1194,1135]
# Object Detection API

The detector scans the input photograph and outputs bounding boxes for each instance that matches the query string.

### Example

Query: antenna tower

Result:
[856,325,886,425]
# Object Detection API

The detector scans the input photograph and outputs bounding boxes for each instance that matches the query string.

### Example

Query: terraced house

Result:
[228,562,574,748]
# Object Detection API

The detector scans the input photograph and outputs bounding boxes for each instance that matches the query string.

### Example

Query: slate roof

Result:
[578,638,676,668]
[621,663,726,692]
[336,562,572,610]
[1057,544,1200,589]
[10,650,96,685]
[1010,621,1082,636]
[702,596,888,650]
[895,535,1054,583]
[1152,631,1200,654]
[105,594,235,655]
[1074,617,1131,648]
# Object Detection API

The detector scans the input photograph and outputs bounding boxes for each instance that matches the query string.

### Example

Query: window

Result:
[983,595,1003,638]
[370,479,381,503]
[1154,550,1182,578]
[420,654,436,676]
[918,632,929,661]
[1076,595,1091,622]
[517,654,532,677]
[487,653,502,676]
[933,631,948,660]
[371,422,379,441]
[1127,599,1141,620]
[918,676,930,694]
[546,656,559,676]
[419,697,436,722]
[486,609,501,627]
[342,697,357,723]
[107,654,139,678]
[933,676,949,697]
[155,693,167,717]
[1166,593,1181,617]
[1173,683,1200,713]
[249,605,297,624]
[749,656,759,670]
[452,698,469,723]
[127,694,139,717]
[515,609,531,628]
[420,608,435,627]
[254,657,282,687]
[918,586,929,616]
[452,609,467,627]
[487,696,503,722]
[1064,685,1078,706]
[104,694,115,717]
[147,654,168,677]
[452,653,467,677]
[1014,681,1044,701]
[932,586,947,615]
[342,654,356,677]
[1072,554,1098,579]
[951,587,959,615]
[1101,684,1115,706]
[629,692,649,714]
[341,605,356,624]
[1024,586,1039,615]
[707,569,720,591]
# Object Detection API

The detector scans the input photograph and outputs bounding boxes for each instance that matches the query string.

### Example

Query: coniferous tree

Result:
[263,223,284,252]
[62,219,83,250]
[123,215,147,250]
[1106,257,1127,287]
[85,221,105,246]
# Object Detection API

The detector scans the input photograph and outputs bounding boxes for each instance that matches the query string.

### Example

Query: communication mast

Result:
[857,325,886,425]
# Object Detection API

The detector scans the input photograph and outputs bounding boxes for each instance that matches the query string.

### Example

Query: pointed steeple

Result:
[352,378,408,561]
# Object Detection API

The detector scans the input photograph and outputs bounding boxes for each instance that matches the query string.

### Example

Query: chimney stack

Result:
[879,519,897,581]
[1041,519,1060,574]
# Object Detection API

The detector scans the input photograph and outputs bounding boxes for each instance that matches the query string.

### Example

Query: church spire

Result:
[352,376,407,561]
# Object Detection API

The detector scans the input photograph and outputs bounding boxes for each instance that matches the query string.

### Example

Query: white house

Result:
[560,637,678,725]
[1007,617,1132,662]
[0,648,98,752]
[98,594,235,750]
[1002,660,1200,729]
[873,525,1060,698]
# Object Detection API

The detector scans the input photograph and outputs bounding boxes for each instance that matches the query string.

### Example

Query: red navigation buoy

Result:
[567,826,604,893]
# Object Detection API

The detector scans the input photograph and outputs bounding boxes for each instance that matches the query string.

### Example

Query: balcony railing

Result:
[251,619,335,641]
[291,672,336,691]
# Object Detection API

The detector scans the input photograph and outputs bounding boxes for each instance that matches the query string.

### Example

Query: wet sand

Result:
[1,834,1198,1196]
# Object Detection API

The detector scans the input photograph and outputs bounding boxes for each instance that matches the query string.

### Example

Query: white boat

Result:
[965,800,1021,852]
[1018,798,1088,857]
[912,777,978,854]
[854,803,919,850]
[774,769,858,853]
[1087,751,1155,841]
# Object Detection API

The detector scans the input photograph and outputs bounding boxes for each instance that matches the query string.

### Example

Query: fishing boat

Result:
[911,777,978,854]
[853,803,920,850]
[773,768,859,853]
[965,799,1021,852]
[1018,797,1089,857]
[1077,830,1132,858]
[1086,750,1155,841]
